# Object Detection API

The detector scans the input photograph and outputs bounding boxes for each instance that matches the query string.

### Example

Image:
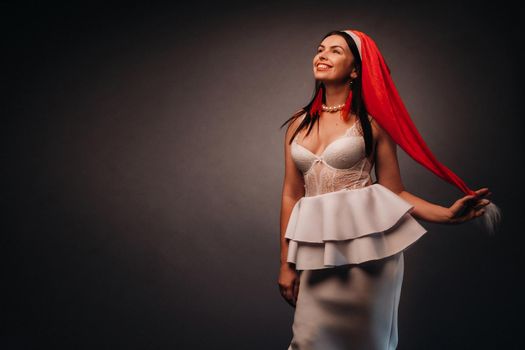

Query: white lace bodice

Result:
[291,114,373,197]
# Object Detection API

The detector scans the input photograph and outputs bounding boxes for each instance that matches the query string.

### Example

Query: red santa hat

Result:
[342,29,501,234]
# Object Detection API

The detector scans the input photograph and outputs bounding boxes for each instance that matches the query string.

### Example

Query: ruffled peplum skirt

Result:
[285,183,428,350]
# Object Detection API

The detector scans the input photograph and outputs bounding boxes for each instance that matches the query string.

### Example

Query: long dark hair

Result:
[280,30,374,158]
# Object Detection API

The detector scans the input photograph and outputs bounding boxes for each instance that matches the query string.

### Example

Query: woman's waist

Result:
[304,173,372,197]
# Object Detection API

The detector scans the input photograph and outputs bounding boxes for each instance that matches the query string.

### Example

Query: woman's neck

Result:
[323,83,351,107]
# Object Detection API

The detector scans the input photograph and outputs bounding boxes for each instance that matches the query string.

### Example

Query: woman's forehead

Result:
[319,35,348,49]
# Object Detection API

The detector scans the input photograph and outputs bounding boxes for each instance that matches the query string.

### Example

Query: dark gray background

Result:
[4,1,524,349]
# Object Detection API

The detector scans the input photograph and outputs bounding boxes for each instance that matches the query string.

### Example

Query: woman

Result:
[278,29,501,349]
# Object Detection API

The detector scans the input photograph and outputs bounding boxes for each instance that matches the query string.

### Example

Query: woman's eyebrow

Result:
[318,44,344,49]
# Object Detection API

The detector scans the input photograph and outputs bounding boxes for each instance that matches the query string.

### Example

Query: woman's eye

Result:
[317,49,341,54]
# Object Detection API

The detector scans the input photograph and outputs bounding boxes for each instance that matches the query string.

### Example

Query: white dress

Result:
[286,113,428,350]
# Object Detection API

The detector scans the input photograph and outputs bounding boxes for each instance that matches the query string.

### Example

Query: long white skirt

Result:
[288,252,404,350]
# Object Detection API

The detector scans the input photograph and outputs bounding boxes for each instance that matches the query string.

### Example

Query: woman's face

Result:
[313,34,358,84]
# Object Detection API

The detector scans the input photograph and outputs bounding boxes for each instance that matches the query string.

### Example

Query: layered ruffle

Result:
[285,183,427,270]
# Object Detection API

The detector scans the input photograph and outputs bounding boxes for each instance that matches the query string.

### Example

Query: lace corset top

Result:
[291,114,373,197]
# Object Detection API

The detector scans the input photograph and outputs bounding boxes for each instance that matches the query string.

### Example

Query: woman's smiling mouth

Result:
[316,63,332,71]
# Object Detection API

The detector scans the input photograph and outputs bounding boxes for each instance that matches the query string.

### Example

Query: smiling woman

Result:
[277,29,501,349]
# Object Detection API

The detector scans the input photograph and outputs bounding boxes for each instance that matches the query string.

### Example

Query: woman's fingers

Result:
[450,195,475,215]
[279,282,296,307]
[474,187,489,195]
[472,198,491,210]
[454,190,491,211]
[278,267,300,307]
[286,286,295,306]
[476,208,486,217]
[449,191,491,224]
[473,188,491,201]
[452,198,490,223]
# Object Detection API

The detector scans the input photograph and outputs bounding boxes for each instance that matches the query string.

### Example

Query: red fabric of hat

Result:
[351,29,473,195]
[343,29,501,233]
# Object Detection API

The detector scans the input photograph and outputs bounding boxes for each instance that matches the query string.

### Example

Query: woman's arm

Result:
[371,118,482,224]
[278,118,305,307]
[280,118,305,265]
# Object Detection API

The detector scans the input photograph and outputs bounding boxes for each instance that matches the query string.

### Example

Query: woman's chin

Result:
[314,72,330,80]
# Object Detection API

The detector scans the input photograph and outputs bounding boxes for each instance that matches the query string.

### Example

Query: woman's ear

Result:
[350,65,358,80]
[350,71,358,80]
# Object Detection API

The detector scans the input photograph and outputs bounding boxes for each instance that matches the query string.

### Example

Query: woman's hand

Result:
[445,187,492,224]
[278,263,300,307]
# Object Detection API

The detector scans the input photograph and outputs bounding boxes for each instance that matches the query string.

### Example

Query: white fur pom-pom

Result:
[475,202,502,235]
